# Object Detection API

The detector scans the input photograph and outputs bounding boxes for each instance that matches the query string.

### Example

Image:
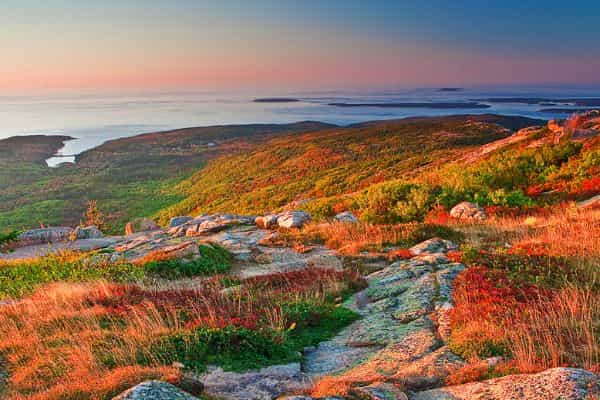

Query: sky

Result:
[2,0,600,92]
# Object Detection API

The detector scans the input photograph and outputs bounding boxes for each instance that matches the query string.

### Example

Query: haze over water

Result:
[1,86,599,166]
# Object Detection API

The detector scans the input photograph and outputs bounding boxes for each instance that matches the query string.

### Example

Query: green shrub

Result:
[409,224,465,244]
[143,244,232,279]
[357,182,436,223]
[146,302,359,373]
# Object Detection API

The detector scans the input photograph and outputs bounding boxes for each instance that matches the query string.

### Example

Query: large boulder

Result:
[409,238,458,256]
[185,220,228,236]
[334,211,359,223]
[255,214,279,229]
[112,380,200,400]
[277,211,311,229]
[125,218,160,235]
[450,202,486,221]
[198,363,308,400]
[72,225,103,240]
[411,367,598,400]
[169,216,193,228]
[18,227,73,245]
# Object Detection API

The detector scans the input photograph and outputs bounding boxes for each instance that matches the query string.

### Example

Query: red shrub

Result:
[424,206,452,225]
[388,248,413,260]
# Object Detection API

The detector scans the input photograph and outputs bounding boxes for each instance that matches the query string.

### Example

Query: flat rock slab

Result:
[197,363,310,400]
[0,238,118,260]
[112,380,199,400]
[410,367,599,400]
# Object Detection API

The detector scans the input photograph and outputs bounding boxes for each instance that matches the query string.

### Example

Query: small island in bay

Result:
[253,97,300,103]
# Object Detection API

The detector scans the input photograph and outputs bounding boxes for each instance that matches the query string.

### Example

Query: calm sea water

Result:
[1,86,599,167]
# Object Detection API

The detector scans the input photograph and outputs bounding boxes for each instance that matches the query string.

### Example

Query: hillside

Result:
[0,122,333,233]
[0,112,598,400]
[156,113,598,225]
[156,115,543,221]
[2,113,598,233]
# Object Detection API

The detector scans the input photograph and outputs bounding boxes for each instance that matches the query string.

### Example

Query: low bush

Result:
[0,230,19,252]
[142,244,232,278]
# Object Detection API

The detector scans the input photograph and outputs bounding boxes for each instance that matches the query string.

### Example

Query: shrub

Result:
[0,230,19,252]
[84,200,105,229]
[408,224,465,244]
[142,244,232,278]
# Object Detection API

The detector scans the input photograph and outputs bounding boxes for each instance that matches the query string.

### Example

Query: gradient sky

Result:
[2,0,600,91]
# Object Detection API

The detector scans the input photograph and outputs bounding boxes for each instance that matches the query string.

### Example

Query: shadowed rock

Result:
[410,368,599,400]
[112,380,200,400]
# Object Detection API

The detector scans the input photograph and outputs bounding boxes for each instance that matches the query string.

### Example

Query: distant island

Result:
[328,101,490,109]
[438,87,463,92]
[475,98,600,106]
[253,98,300,103]
[539,108,596,114]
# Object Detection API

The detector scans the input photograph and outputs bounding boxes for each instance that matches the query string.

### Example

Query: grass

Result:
[0,251,145,300]
[272,221,464,256]
[446,205,600,380]
[0,268,365,400]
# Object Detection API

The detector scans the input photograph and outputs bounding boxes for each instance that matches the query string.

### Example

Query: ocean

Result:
[1,86,599,167]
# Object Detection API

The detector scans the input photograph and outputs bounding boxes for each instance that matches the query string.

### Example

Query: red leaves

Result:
[450,266,541,327]
[388,248,413,260]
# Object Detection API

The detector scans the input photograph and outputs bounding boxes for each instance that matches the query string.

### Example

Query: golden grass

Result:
[0,250,83,269]
[508,288,599,374]
[279,221,419,255]
[453,206,600,258]
[0,282,179,400]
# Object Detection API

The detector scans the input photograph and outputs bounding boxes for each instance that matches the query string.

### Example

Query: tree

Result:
[84,200,104,229]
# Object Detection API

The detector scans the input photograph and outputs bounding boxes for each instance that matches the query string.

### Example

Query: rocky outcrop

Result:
[277,211,311,229]
[168,214,255,237]
[411,367,599,400]
[72,225,103,240]
[255,214,279,229]
[169,216,193,228]
[17,227,73,245]
[112,380,199,400]
[334,212,359,223]
[304,240,466,399]
[197,363,309,400]
[449,202,486,221]
[255,211,312,229]
[409,238,458,256]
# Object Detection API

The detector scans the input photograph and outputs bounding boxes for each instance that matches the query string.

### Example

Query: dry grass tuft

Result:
[279,221,420,255]
[453,206,600,258]
[508,288,599,374]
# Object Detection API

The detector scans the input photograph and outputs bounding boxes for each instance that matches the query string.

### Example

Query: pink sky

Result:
[2,1,600,92]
